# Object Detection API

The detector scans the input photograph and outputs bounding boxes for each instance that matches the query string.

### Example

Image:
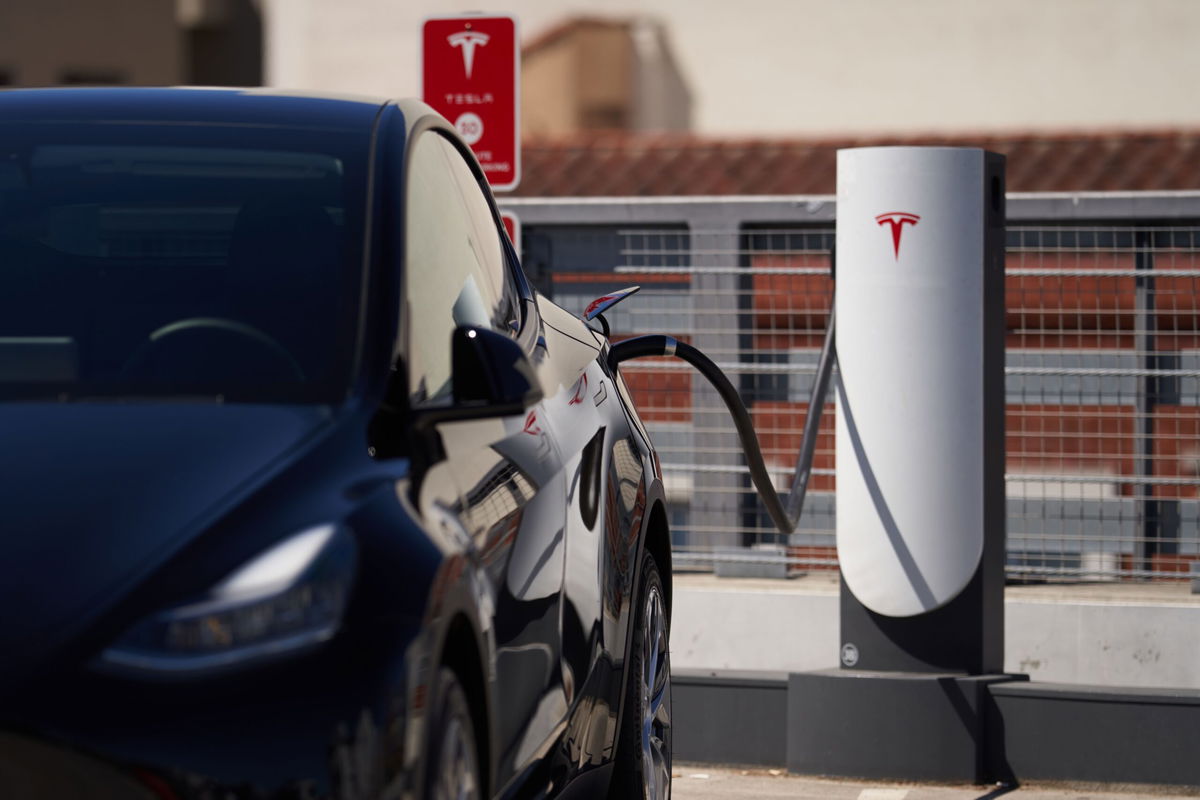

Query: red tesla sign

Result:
[422,14,520,191]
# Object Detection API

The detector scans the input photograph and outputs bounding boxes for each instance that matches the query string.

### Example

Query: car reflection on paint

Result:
[0,88,673,800]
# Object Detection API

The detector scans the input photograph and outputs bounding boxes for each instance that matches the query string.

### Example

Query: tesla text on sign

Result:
[422,14,520,191]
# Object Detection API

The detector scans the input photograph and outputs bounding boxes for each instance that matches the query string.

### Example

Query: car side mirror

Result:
[412,327,543,430]
[452,326,542,410]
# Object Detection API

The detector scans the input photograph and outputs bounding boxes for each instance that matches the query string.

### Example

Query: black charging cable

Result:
[604,252,835,539]
[608,334,796,535]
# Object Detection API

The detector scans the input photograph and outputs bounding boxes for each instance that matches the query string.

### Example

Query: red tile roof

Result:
[512,129,1200,196]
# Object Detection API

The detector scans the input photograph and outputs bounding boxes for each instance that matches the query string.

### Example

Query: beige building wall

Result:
[629,19,692,134]
[522,21,644,136]
[522,32,584,137]
[573,25,633,129]
[263,0,1200,136]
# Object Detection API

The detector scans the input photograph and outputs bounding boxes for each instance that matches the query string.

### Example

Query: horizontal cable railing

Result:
[530,216,1200,581]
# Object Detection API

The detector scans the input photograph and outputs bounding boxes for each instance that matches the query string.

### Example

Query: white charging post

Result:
[835,146,1007,669]
[788,147,1017,783]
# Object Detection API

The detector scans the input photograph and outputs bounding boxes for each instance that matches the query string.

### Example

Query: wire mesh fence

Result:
[514,206,1200,582]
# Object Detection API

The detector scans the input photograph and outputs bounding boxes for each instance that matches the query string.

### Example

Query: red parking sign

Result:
[500,209,521,261]
[422,14,520,191]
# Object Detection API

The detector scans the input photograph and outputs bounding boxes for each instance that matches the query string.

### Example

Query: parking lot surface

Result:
[672,765,1199,800]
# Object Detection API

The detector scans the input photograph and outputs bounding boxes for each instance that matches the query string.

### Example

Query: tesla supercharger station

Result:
[788,148,1021,783]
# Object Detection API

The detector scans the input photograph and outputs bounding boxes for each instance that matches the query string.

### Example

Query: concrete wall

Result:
[1006,590,1200,688]
[672,575,841,673]
[671,574,1200,689]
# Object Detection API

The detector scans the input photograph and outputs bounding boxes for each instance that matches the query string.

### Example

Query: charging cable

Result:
[607,306,837,537]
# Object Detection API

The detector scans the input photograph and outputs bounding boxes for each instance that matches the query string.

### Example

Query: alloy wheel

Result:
[640,582,671,800]
[433,713,479,800]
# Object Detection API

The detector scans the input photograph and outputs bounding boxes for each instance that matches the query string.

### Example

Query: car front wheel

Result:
[425,667,482,800]
[611,549,672,800]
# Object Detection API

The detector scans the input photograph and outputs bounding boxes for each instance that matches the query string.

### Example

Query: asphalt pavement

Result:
[672,765,1199,800]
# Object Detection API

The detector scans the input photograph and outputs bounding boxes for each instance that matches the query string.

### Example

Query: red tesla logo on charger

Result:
[875,212,921,260]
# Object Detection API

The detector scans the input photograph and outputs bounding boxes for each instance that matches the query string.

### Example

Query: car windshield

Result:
[0,121,369,403]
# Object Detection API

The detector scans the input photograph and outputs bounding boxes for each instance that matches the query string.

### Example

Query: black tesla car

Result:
[0,88,672,800]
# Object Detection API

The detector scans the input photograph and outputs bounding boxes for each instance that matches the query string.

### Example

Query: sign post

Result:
[422,14,520,192]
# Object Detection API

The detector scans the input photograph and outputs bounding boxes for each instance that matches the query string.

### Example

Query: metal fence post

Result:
[1135,229,1182,572]
[1133,229,1171,573]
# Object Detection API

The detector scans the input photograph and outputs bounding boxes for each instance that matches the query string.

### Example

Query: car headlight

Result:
[97,524,357,677]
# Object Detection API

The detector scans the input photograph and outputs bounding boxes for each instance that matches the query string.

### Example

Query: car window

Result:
[404,131,519,405]
[0,124,369,404]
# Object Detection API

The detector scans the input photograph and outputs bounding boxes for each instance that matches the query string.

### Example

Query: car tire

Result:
[609,549,672,800]
[425,667,482,800]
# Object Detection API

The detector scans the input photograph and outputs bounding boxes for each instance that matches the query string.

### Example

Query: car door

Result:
[400,128,572,787]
